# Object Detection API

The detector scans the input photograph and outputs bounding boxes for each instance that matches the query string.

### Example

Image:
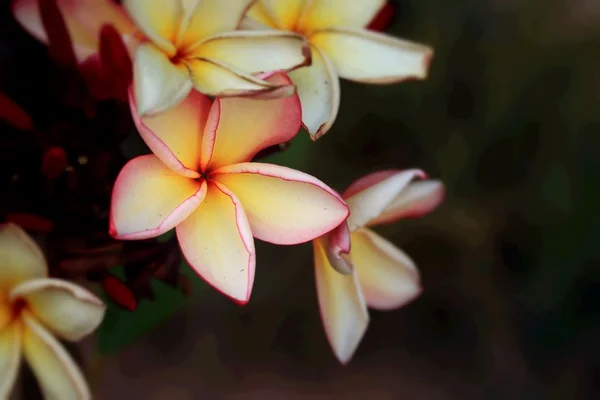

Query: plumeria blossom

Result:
[245,0,433,139]
[0,223,106,399]
[314,169,445,363]
[110,73,349,304]
[12,0,136,63]
[123,0,312,117]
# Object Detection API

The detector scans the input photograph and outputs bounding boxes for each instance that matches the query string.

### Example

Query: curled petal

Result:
[0,322,21,399]
[185,57,295,99]
[176,182,255,304]
[300,0,384,31]
[133,43,193,116]
[311,28,432,83]
[22,311,90,400]
[370,180,445,226]
[110,155,207,240]
[0,223,47,289]
[351,228,421,310]
[314,239,368,364]
[123,0,178,55]
[212,162,349,245]
[193,31,311,75]
[288,45,339,140]
[129,86,211,176]
[200,73,301,170]
[10,278,106,341]
[178,0,256,49]
[325,221,354,275]
[344,169,426,231]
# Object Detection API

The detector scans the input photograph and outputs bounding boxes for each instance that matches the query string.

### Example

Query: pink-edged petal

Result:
[342,169,397,198]
[110,155,207,240]
[133,43,193,116]
[12,0,134,62]
[289,45,340,140]
[184,57,296,99]
[211,162,349,245]
[311,28,432,83]
[0,223,47,289]
[177,0,256,49]
[128,85,210,176]
[176,182,255,304]
[192,30,310,76]
[313,238,368,364]
[0,322,21,399]
[300,0,384,31]
[369,179,445,226]
[21,311,90,400]
[344,169,426,231]
[10,278,106,342]
[199,72,301,170]
[351,228,421,310]
[325,221,354,274]
[123,0,179,55]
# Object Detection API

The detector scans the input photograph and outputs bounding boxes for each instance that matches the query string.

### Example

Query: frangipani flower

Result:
[314,169,444,363]
[246,0,433,139]
[0,223,106,399]
[110,73,349,304]
[12,0,135,63]
[123,0,312,117]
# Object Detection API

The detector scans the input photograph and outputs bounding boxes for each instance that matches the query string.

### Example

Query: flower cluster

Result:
[7,0,445,395]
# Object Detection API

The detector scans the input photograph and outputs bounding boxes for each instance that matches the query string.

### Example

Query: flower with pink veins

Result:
[0,223,106,399]
[245,0,433,139]
[109,72,349,304]
[313,169,445,363]
[12,0,136,63]
[123,0,312,117]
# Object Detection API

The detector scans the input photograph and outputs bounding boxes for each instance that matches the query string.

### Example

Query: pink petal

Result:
[21,311,90,399]
[199,72,301,171]
[0,223,47,290]
[129,85,211,177]
[211,162,349,245]
[351,228,421,310]
[314,238,368,364]
[325,221,354,274]
[343,169,426,231]
[369,179,445,226]
[109,155,207,240]
[176,182,255,304]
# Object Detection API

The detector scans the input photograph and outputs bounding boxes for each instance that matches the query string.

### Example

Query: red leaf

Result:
[38,0,77,67]
[41,146,68,179]
[80,55,112,100]
[367,2,396,32]
[99,24,133,101]
[0,92,34,132]
[6,213,54,234]
[101,274,137,311]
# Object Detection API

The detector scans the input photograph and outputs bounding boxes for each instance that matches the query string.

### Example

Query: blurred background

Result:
[1,0,599,398]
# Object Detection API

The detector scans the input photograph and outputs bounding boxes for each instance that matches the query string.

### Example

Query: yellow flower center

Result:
[0,294,24,330]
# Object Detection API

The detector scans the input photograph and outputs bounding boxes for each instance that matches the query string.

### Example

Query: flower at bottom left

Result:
[0,223,106,399]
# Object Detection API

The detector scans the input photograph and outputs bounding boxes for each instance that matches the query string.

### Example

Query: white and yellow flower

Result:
[314,169,444,363]
[123,0,313,116]
[246,0,433,139]
[0,223,106,399]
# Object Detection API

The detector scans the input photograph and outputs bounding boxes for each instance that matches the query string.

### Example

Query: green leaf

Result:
[96,261,206,354]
